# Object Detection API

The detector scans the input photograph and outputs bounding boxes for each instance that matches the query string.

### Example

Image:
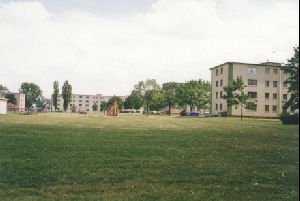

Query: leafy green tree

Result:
[19,82,42,108]
[124,90,144,112]
[134,79,161,116]
[149,90,164,112]
[284,46,299,111]
[5,94,17,105]
[37,97,51,110]
[62,80,72,112]
[100,101,108,113]
[0,85,9,93]
[176,80,211,112]
[92,102,98,111]
[52,81,59,111]
[222,76,253,120]
[162,82,179,115]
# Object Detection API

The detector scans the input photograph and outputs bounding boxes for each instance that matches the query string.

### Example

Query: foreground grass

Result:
[0,113,298,201]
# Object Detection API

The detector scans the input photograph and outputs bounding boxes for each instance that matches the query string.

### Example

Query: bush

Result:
[180,109,188,116]
[280,111,299,124]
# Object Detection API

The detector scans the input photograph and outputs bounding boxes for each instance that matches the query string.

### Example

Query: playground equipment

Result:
[107,101,119,116]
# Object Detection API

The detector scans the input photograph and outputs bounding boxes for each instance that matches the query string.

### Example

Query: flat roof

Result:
[210,62,285,70]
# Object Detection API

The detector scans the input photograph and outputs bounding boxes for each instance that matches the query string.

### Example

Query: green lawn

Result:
[0,113,298,201]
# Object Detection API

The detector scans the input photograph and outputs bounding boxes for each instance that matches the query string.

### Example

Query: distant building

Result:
[12,93,25,112]
[210,62,290,117]
[52,94,128,112]
[0,97,8,114]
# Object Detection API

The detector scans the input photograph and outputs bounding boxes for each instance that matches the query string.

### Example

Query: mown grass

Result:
[0,113,298,200]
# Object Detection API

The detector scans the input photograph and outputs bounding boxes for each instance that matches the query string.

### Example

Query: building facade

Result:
[12,93,26,112]
[210,62,290,118]
[53,94,128,112]
[0,97,8,114]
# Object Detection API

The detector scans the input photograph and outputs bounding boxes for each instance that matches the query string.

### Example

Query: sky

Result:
[0,0,299,98]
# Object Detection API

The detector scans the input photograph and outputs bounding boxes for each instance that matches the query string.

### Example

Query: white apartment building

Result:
[210,62,290,118]
[53,94,128,112]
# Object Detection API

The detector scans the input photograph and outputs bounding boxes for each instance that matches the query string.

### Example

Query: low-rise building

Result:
[0,97,8,114]
[53,94,128,112]
[210,62,290,118]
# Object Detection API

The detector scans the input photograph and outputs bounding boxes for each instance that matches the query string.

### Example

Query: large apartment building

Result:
[53,94,128,112]
[210,62,290,118]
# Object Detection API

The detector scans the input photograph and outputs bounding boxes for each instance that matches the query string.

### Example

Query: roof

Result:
[209,62,286,70]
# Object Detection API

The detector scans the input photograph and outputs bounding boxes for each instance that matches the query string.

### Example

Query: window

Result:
[273,81,278,87]
[79,96,82,98]
[248,92,257,99]
[220,104,223,111]
[248,79,257,86]
[216,81,219,87]
[272,105,277,112]
[86,104,89,107]
[221,68,223,74]
[273,69,278,74]
[265,105,270,112]
[216,92,218,99]
[265,68,270,74]
[248,67,256,74]
[216,104,218,110]
[216,69,218,76]
[87,109,89,112]
[79,100,82,103]
[265,93,270,99]
[220,91,223,98]
[86,96,89,99]
[265,81,270,87]
[283,82,288,88]
[86,100,89,103]
[273,93,278,100]
[220,80,223,87]
[79,104,82,106]
[283,94,288,100]
[247,104,257,111]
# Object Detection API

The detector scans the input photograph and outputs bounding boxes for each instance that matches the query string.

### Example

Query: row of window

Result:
[215,104,279,112]
[248,67,285,75]
[215,67,285,77]
[215,79,287,88]
[215,91,288,100]
[248,79,288,88]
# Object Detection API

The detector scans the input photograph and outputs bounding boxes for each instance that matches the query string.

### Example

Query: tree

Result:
[134,79,161,116]
[162,82,179,116]
[92,102,98,112]
[149,90,164,112]
[5,94,17,105]
[100,101,108,113]
[37,97,51,111]
[62,80,72,112]
[176,80,211,112]
[52,81,59,111]
[222,76,253,120]
[284,46,299,111]
[124,90,144,113]
[0,85,9,93]
[19,82,42,108]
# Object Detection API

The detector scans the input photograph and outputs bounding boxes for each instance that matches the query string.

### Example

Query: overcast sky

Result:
[0,0,299,97]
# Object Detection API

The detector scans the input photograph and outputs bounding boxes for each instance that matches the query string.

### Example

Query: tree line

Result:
[122,79,211,115]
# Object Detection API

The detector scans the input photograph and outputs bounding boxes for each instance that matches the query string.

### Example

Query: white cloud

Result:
[0,0,299,97]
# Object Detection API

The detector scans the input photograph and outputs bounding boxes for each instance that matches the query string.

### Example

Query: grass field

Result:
[0,113,298,201]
